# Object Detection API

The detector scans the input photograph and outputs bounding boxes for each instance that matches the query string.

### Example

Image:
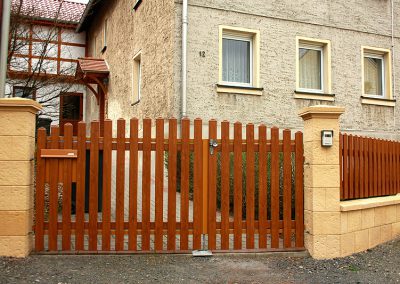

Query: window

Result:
[361,47,394,106]
[222,35,252,86]
[132,52,142,104]
[102,19,108,52]
[295,37,332,101]
[217,26,262,96]
[13,86,36,100]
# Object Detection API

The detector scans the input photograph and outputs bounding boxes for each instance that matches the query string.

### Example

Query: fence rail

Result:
[34,118,304,253]
[340,133,400,200]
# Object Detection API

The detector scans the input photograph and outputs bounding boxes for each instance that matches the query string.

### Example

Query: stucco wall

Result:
[174,0,400,139]
[86,0,177,131]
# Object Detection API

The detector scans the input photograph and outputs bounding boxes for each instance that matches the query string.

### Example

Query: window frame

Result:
[217,25,261,96]
[221,34,253,87]
[297,43,324,94]
[132,51,142,105]
[295,37,332,100]
[12,86,36,100]
[362,49,388,99]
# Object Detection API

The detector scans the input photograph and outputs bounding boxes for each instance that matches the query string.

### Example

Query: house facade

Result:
[78,0,400,139]
[6,0,87,133]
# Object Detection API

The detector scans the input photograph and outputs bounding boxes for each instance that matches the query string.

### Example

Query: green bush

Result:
[165,151,298,219]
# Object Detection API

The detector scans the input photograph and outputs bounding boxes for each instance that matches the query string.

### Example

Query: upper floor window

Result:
[217,26,262,95]
[296,37,331,95]
[102,18,108,53]
[132,52,142,104]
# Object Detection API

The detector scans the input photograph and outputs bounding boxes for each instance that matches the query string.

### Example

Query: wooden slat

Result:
[102,120,112,251]
[208,120,217,250]
[283,129,292,248]
[340,134,343,200]
[75,122,86,250]
[89,121,99,251]
[62,123,73,251]
[167,118,177,251]
[154,118,164,251]
[354,136,360,199]
[129,118,139,251]
[343,134,349,200]
[233,122,243,250]
[363,137,369,199]
[382,140,386,196]
[34,128,46,251]
[378,139,382,197]
[258,125,267,249]
[115,119,126,251]
[359,137,364,198]
[349,135,354,199]
[48,125,60,251]
[246,124,255,249]
[180,118,190,250]
[370,138,374,197]
[220,121,230,250]
[142,118,152,251]
[192,119,203,250]
[373,139,378,196]
[271,127,280,248]
[295,131,304,248]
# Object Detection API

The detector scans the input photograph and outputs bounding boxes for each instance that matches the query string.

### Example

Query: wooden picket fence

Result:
[34,118,304,253]
[340,133,400,200]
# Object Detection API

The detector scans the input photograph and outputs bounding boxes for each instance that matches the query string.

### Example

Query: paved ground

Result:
[2,238,399,283]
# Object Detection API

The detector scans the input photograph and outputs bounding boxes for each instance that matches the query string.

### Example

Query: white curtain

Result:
[299,48,322,90]
[222,38,251,84]
[364,57,383,96]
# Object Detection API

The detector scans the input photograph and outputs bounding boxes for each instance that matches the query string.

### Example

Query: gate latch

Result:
[209,139,218,155]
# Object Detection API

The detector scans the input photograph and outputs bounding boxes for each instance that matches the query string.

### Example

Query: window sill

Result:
[131,100,140,106]
[133,0,142,10]
[101,46,107,53]
[294,90,335,102]
[216,84,263,96]
[361,96,395,107]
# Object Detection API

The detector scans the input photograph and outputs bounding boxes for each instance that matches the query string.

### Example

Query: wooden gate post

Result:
[299,105,345,259]
[0,98,42,257]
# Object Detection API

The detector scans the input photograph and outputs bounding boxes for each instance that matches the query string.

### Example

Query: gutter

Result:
[181,0,188,117]
[0,0,11,98]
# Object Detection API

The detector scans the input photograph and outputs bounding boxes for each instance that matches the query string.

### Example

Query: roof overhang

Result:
[76,0,104,33]
[75,57,109,84]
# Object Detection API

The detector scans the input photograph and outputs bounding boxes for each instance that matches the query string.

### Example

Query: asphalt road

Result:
[1,238,399,283]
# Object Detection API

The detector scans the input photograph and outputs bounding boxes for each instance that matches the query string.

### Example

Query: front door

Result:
[59,93,83,135]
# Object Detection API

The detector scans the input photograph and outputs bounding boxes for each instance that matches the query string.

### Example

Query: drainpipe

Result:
[181,0,188,117]
[391,0,395,99]
[0,0,11,98]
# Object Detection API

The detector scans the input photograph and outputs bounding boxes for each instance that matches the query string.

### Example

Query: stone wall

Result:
[174,0,400,139]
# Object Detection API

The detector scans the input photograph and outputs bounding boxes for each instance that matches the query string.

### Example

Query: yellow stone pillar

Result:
[0,98,42,257]
[299,105,345,259]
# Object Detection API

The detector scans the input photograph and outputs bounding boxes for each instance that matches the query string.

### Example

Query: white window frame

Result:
[298,43,324,94]
[363,52,385,99]
[221,34,253,87]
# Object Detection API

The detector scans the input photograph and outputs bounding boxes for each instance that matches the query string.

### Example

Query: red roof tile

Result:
[12,0,86,24]
[77,58,109,74]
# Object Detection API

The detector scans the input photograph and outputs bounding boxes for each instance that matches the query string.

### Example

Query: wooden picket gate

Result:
[34,118,304,253]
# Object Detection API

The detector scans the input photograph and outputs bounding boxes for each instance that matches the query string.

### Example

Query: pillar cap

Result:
[0,98,42,114]
[298,105,345,121]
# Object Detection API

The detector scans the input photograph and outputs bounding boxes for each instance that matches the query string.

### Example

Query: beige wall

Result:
[86,0,177,131]
[174,0,400,139]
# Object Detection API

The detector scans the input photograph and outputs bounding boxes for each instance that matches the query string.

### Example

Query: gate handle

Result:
[209,139,218,155]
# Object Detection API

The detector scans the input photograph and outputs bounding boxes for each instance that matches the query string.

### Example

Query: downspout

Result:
[0,0,11,98]
[181,0,188,117]
[391,0,395,99]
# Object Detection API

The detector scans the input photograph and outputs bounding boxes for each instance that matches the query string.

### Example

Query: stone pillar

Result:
[299,105,345,259]
[0,98,42,257]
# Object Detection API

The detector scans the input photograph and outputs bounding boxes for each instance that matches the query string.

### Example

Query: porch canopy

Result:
[75,57,109,134]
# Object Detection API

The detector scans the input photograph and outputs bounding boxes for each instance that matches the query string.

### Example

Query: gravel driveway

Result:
[1,238,399,284]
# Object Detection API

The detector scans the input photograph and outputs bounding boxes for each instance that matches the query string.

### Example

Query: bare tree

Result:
[6,0,84,122]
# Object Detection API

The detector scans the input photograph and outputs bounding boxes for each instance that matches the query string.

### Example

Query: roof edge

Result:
[76,0,97,32]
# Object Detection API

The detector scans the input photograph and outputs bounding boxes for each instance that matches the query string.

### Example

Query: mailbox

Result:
[40,149,77,158]
[321,130,334,147]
